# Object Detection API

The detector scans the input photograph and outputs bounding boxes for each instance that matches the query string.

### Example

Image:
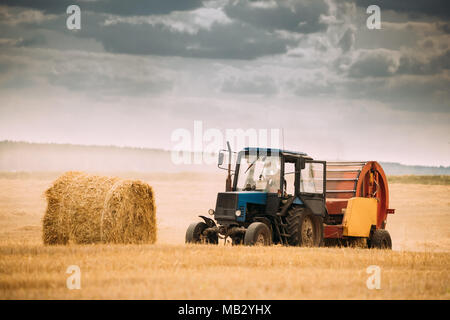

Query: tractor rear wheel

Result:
[286,207,302,245]
[185,222,218,244]
[244,222,272,246]
[285,207,323,247]
[369,229,392,249]
[298,212,323,247]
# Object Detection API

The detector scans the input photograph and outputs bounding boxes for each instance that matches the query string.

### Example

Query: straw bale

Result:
[43,172,156,245]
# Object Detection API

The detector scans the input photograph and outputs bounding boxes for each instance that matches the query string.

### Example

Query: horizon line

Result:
[1,140,449,169]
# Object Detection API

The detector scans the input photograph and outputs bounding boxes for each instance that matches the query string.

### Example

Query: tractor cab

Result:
[213,147,326,227]
[231,147,326,195]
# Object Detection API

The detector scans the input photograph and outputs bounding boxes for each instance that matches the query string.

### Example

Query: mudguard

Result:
[298,195,327,218]
[279,195,326,218]
[199,215,217,228]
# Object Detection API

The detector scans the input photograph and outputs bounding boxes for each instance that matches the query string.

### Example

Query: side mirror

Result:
[218,152,224,166]
[218,149,236,171]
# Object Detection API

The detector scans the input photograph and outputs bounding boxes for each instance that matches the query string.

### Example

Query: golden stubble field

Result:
[0,172,449,299]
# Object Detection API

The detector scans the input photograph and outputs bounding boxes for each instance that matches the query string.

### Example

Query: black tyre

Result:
[369,229,392,249]
[298,212,323,247]
[244,222,272,246]
[185,222,218,244]
[315,215,325,247]
[231,235,244,246]
[286,207,302,245]
[347,237,368,248]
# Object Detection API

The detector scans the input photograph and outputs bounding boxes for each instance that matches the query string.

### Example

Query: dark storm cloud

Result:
[397,50,450,75]
[1,0,449,112]
[344,76,450,112]
[2,10,294,60]
[348,49,450,78]
[353,0,450,19]
[0,3,297,60]
[436,22,450,34]
[0,0,203,15]
[348,50,398,78]
[96,20,294,59]
[224,0,329,34]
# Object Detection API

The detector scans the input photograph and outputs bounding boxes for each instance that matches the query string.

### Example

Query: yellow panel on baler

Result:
[342,197,377,237]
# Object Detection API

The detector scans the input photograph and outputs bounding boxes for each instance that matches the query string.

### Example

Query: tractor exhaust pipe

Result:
[225,141,232,192]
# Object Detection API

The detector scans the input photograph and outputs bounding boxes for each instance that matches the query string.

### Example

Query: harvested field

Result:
[1,243,448,299]
[0,172,449,299]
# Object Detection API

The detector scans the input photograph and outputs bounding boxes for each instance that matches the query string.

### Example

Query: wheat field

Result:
[0,172,449,299]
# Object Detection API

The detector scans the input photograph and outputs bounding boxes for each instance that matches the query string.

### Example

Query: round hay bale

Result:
[43,171,156,245]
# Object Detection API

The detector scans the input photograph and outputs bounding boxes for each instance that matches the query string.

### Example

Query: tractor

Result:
[185,144,394,248]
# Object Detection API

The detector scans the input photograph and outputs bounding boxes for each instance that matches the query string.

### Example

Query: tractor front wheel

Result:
[185,222,218,244]
[244,222,272,246]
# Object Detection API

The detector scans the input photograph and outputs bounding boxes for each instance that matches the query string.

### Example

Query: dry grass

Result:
[0,172,449,299]
[0,243,448,299]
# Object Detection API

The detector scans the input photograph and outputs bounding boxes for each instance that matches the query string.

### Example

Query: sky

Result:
[0,0,449,166]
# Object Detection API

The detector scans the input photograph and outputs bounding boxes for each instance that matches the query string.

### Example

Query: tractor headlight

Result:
[208,209,215,215]
[235,210,242,217]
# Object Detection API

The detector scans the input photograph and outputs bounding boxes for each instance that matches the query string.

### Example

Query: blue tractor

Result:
[185,145,327,246]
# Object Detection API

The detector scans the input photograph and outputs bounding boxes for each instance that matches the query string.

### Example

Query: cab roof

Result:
[242,147,308,157]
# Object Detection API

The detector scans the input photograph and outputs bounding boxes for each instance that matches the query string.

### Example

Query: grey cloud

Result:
[348,50,399,78]
[0,6,296,60]
[221,76,278,95]
[344,75,450,112]
[347,49,450,78]
[329,45,450,112]
[0,63,8,73]
[338,27,355,52]
[0,0,449,115]
[397,50,450,75]
[436,22,450,34]
[396,55,432,75]
[353,0,450,19]
[0,41,174,96]
[80,13,295,59]
[47,71,173,96]
[292,81,336,97]
[0,74,36,89]
[17,34,47,47]
[433,50,450,69]
[0,0,203,16]
[224,0,329,34]
[287,68,338,98]
[44,49,175,95]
